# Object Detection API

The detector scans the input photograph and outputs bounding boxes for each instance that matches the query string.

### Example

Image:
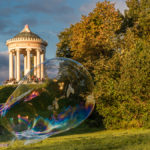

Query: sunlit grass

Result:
[1,87,150,150]
[1,124,150,150]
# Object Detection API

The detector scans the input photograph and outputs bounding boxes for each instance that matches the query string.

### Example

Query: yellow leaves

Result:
[57,1,123,70]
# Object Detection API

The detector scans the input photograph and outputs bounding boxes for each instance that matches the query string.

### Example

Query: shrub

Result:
[94,40,150,129]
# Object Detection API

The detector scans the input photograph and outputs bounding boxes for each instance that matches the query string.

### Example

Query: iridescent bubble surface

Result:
[0,57,95,145]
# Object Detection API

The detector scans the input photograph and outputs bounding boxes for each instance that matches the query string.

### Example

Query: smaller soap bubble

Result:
[0,57,95,145]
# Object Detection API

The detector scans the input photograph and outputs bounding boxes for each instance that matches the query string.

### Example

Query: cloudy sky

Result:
[0,0,127,83]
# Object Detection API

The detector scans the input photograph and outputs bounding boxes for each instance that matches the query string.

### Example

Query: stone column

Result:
[26,48,32,80]
[16,49,20,82]
[37,49,41,78]
[14,53,17,79]
[9,51,14,80]
[27,48,31,74]
[34,55,37,76]
[41,52,45,79]
[24,55,27,76]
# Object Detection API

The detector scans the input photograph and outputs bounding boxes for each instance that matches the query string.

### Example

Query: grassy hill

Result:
[1,85,150,150]
[1,124,150,150]
[0,85,16,103]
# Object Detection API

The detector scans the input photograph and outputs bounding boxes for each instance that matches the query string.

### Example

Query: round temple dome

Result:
[6,24,47,46]
[14,25,41,39]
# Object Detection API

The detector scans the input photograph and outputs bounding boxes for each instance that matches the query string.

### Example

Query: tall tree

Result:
[56,26,73,58]
[138,0,150,38]
[126,0,140,21]
[56,1,122,71]
[70,1,122,70]
[125,0,150,38]
[94,39,150,129]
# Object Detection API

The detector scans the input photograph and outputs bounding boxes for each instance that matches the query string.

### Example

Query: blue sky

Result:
[0,0,127,83]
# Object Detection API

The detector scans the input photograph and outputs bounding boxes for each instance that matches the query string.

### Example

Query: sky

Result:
[0,0,127,83]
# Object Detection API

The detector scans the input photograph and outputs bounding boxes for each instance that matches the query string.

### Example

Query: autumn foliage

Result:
[56,0,150,129]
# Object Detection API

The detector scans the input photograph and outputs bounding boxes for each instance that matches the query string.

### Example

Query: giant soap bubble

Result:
[0,57,95,145]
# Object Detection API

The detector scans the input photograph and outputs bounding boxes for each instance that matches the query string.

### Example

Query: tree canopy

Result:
[56,0,150,129]
[57,1,122,71]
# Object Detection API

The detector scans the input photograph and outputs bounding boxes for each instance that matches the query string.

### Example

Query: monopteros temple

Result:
[6,24,48,84]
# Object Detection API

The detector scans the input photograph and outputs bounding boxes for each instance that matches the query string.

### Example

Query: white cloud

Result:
[111,0,128,14]
[0,51,8,56]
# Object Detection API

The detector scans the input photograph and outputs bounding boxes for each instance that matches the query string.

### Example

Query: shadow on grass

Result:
[0,118,104,143]
[52,122,105,138]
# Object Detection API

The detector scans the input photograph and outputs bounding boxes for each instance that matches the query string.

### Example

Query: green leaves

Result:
[125,0,150,38]
[56,0,150,129]
[56,1,122,71]
[94,39,150,129]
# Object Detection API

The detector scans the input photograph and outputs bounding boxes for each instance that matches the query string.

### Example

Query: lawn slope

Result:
[1,125,150,150]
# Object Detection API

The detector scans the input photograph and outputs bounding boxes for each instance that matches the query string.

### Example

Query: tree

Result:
[56,26,73,58]
[56,1,122,72]
[138,0,150,38]
[125,0,150,38]
[126,0,140,22]
[70,1,122,70]
[94,39,150,129]
[56,0,150,129]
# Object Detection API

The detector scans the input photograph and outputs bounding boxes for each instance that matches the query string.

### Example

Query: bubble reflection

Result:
[0,57,95,145]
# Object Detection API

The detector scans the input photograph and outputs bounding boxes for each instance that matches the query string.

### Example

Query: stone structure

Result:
[6,25,48,83]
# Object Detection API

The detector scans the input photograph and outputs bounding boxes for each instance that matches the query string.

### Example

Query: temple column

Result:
[27,48,31,77]
[41,52,45,79]
[24,55,27,76]
[34,55,37,76]
[37,49,41,78]
[16,49,20,81]
[14,53,17,79]
[9,51,14,80]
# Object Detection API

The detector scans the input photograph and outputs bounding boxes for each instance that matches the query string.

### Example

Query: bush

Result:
[0,85,16,103]
[94,40,150,129]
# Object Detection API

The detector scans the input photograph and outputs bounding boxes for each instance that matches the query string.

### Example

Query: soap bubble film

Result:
[0,57,95,145]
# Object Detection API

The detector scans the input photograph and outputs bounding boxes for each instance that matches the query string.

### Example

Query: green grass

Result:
[1,85,150,150]
[1,124,150,150]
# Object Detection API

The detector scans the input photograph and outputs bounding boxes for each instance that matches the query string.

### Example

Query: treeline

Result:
[56,0,150,129]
